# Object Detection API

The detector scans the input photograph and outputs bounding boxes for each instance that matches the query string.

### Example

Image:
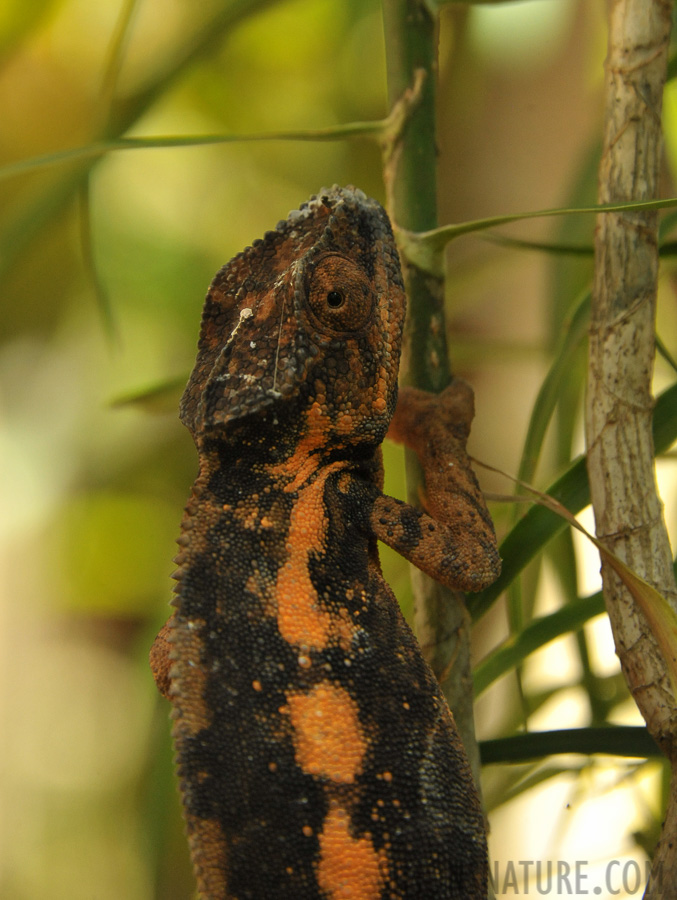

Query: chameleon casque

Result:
[150,186,501,899]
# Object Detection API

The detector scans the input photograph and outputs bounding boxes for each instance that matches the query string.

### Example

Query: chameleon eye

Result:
[326,290,345,309]
[307,255,373,331]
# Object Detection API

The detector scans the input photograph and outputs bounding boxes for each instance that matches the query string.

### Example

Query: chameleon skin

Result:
[151,187,501,900]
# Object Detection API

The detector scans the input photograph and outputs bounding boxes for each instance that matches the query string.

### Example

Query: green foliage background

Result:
[1,1,676,898]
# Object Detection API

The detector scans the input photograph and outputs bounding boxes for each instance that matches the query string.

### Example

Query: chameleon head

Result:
[181,186,406,447]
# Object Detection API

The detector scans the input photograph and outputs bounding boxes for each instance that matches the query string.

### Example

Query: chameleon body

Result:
[151,186,501,899]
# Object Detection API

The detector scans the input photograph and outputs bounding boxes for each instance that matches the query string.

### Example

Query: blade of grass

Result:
[517,288,590,488]
[474,591,606,696]
[543,152,597,719]
[480,727,661,764]
[482,458,677,699]
[657,334,677,374]
[78,179,117,343]
[0,121,387,183]
[99,0,142,111]
[398,196,677,275]
[484,763,583,813]
[108,374,187,412]
[484,234,594,255]
[658,207,677,238]
[517,479,677,698]
[486,232,677,257]
[77,0,144,339]
[503,291,589,653]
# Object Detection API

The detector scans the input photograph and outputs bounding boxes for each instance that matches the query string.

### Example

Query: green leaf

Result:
[657,333,677,374]
[478,460,677,701]
[474,591,606,697]
[99,0,142,110]
[0,120,386,183]
[483,233,677,257]
[484,763,581,813]
[516,289,590,487]
[484,234,594,255]
[78,180,118,343]
[108,375,187,412]
[398,197,677,274]
[480,727,661,764]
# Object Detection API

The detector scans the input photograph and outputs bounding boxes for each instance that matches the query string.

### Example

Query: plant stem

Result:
[585,1,677,894]
[382,0,482,792]
[382,0,450,393]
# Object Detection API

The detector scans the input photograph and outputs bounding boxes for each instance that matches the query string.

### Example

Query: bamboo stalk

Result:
[585,1,677,895]
[381,0,483,791]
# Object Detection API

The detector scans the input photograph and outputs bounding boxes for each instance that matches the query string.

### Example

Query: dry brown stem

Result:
[586,1,677,895]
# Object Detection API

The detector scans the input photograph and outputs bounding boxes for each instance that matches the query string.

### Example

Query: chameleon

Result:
[150,186,501,900]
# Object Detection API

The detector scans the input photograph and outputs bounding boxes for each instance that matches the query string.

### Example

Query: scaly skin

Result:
[151,187,501,900]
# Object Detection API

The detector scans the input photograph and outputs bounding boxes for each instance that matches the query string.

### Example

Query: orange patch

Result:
[275,461,352,651]
[276,573,332,651]
[317,805,387,900]
[270,403,332,489]
[186,814,228,900]
[286,683,366,784]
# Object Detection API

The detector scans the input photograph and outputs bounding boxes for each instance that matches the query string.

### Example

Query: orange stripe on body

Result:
[274,455,354,652]
[269,402,389,900]
[317,804,388,900]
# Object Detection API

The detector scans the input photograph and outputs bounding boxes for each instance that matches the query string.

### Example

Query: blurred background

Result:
[1,0,676,897]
